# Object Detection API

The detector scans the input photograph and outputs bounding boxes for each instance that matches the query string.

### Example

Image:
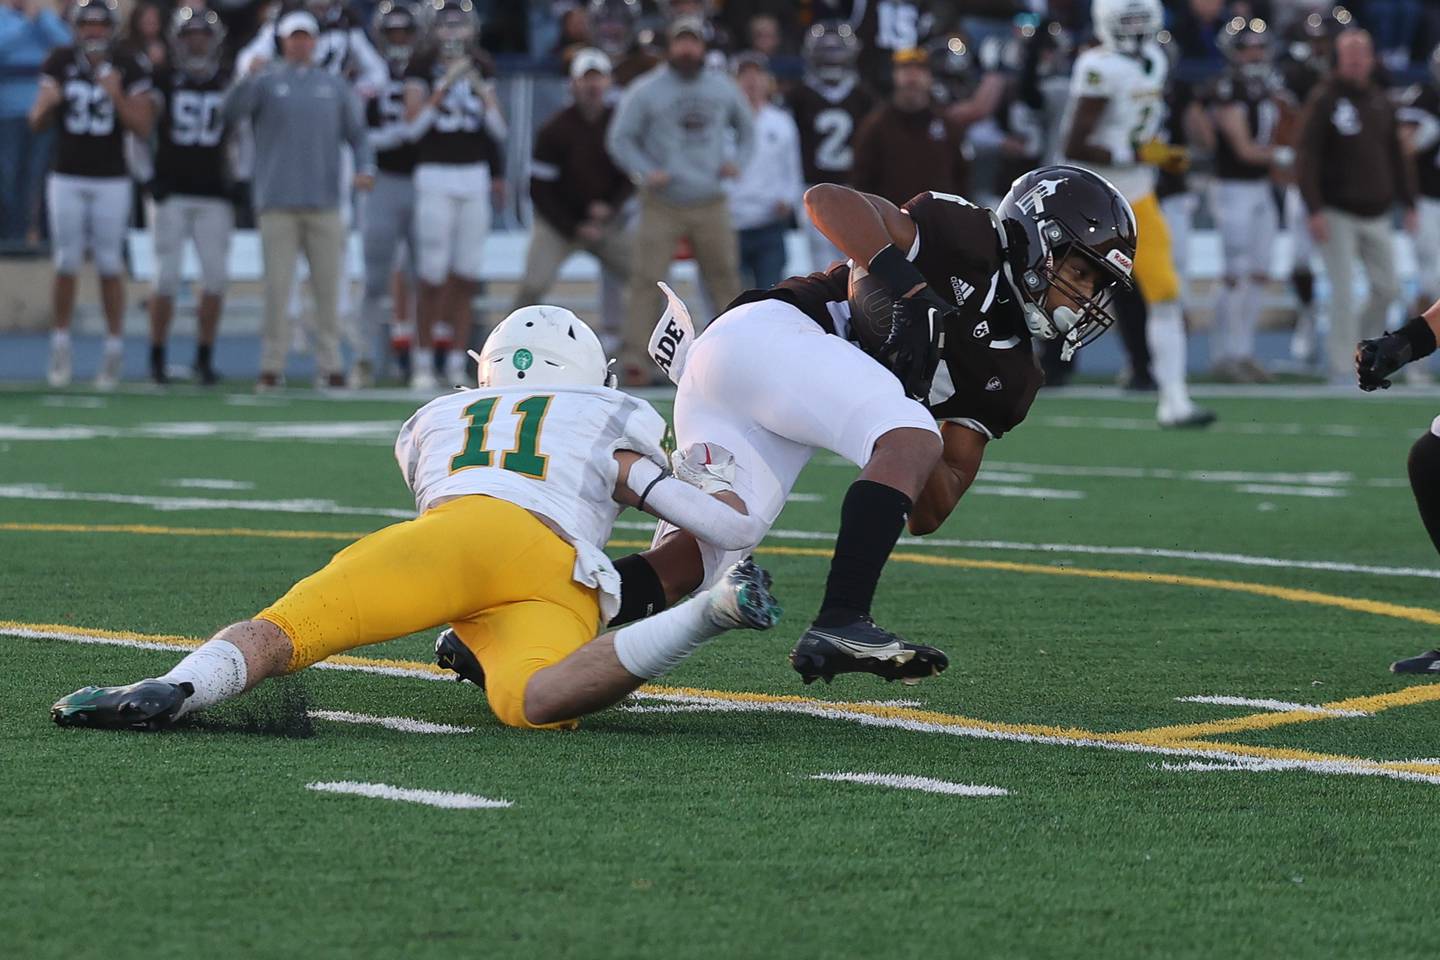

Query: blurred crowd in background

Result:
[6,0,1440,391]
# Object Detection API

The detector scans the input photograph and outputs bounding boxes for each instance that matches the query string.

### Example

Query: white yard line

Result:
[809,772,1008,797]
[307,710,475,734]
[969,484,1085,500]
[0,480,1431,579]
[1176,695,1370,718]
[166,478,257,491]
[305,781,511,809]
[1156,759,1299,774]
[1235,484,1348,498]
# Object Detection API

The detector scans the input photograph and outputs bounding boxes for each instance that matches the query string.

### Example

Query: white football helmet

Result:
[473,305,616,389]
[1092,0,1163,54]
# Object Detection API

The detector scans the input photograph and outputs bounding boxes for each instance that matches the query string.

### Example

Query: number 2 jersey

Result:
[787,78,877,186]
[151,64,232,199]
[1063,41,1168,203]
[40,47,152,179]
[394,386,668,618]
[730,191,1043,440]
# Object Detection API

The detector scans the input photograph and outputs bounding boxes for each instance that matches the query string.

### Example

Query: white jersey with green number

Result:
[1065,42,1168,203]
[394,385,668,618]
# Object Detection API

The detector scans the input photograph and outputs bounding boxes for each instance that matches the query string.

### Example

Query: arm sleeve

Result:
[1296,89,1327,213]
[349,28,389,94]
[729,81,756,170]
[343,83,376,174]
[624,459,768,551]
[222,74,260,124]
[235,26,275,79]
[528,121,579,237]
[605,84,653,181]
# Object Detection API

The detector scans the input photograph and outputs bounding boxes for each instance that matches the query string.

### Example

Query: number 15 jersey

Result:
[1064,42,1168,203]
[395,385,668,551]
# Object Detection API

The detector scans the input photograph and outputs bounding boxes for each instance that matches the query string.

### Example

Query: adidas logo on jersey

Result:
[985,376,1003,392]
[972,320,989,339]
[951,276,975,306]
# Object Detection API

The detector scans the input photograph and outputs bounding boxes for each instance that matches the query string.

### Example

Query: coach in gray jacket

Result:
[224,10,375,389]
[606,15,754,382]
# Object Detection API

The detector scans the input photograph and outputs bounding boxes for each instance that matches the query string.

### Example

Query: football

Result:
[847,261,896,353]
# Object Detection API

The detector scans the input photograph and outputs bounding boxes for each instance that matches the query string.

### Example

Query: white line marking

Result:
[1176,695,1370,717]
[810,772,1008,797]
[307,710,475,734]
[1235,484,1348,499]
[13,626,1440,787]
[166,478,257,491]
[305,781,511,809]
[984,460,1355,487]
[785,492,825,503]
[0,421,397,444]
[969,484,1084,500]
[1157,759,1297,773]
[1034,415,1372,438]
[0,482,1432,580]
[40,395,107,408]
[974,471,1034,483]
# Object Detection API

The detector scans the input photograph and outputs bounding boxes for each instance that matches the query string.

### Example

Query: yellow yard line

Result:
[10,618,1440,783]
[0,521,365,541]
[1117,683,1440,742]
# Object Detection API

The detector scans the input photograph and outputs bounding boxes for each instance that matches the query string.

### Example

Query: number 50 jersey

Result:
[395,384,668,553]
[152,64,232,199]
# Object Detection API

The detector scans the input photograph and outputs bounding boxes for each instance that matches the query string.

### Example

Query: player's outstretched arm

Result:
[1356,301,1440,391]
[908,422,987,536]
[612,448,765,551]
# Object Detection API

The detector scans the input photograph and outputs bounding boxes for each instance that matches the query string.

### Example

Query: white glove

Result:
[671,442,736,494]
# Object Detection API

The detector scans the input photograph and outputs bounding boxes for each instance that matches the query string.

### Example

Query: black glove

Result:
[878,289,951,403]
[1356,317,1437,392]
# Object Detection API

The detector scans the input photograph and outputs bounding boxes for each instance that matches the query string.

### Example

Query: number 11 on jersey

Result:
[450,394,553,480]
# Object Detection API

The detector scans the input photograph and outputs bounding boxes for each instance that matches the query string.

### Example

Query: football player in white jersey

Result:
[1063,0,1214,428]
[52,306,781,733]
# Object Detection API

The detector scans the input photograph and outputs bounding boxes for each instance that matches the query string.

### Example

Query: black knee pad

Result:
[1408,429,1440,555]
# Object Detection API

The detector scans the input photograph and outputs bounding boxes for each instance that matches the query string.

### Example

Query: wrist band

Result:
[1397,316,1438,360]
[867,244,928,298]
[625,457,672,512]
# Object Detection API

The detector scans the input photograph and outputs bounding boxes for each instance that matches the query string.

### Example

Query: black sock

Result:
[1292,269,1315,307]
[610,553,668,627]
[1409,431,1440,556]
[149,344,164,374]
[196,343,213,371]
[1112,286,1152,383]
[815,480,912,626]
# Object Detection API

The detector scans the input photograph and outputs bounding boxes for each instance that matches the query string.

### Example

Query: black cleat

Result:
[435,628,486,689]
[1391,649,1440,674]
[1159,408,1218,430]
[789,617,948,686]
[51,679,190,731]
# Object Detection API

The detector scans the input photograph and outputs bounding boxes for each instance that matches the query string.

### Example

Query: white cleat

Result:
[704,558,783,632]
[47,339,73,388]
[94,345,123,391]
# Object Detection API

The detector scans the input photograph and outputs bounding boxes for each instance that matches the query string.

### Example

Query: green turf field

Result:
[5,383,1440,959]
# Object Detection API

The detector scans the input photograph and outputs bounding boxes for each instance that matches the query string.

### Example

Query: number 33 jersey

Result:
[40,47,152,179]
[1065,42,1168,203]
[395,385,669,553]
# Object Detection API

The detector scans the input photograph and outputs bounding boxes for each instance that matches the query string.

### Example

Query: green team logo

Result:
[513,349,534,371]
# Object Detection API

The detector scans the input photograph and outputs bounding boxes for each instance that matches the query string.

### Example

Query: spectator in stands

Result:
[553,2,593,64]
[224,9,375,390]
[0,0,69,249]
[516,48,633,330]
[1298,27,1416,383]
[851,47,970,207]
[1169,0,1229,63]
[745,13,782,58]
[607,14,754,383]
[728,52,802,290]
[122,2,168,69]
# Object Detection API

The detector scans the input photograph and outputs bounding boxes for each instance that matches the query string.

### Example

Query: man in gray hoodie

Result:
[606,15,754,383]
[224,9,375,389]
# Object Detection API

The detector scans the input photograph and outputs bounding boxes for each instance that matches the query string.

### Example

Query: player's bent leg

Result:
[522,559,782,727]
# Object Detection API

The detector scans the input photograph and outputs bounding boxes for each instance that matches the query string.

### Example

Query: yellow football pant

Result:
[1130,193,1181,305]
[256,495,601,729]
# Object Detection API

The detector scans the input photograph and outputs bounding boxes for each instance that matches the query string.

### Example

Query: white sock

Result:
[1211,282,1234,366]
[1147,300,1193,418]
[51,329,71,349]
[613,592,728,680]
[103,335,123,356]
[157,639,248,718]
[1237,277,1264,360]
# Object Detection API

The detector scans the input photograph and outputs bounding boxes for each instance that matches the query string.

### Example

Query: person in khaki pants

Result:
[515,48,633,331]
[223,10,375,389]
[606,16,754,384]
[1297,28,1417,383]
